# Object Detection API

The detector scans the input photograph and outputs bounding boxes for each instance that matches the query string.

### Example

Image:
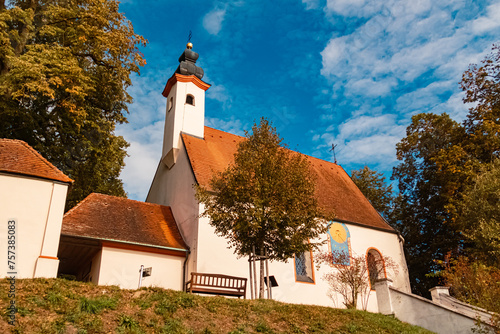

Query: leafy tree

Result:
[454,159,500,264]
[391,113,467,296]
[350,166,393,219]
[460,44,500,163]
[392,44,500,297]
[0,0,147,208]
[196,118,328,298]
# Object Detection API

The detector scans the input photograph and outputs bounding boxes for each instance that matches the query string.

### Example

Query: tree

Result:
[460,44,500,163]
[350,166,393,220]
[392,44,500,297]
[0,0,147,209]
[196,118,328,298]
[391,113,467,296]
[454,159,500,264]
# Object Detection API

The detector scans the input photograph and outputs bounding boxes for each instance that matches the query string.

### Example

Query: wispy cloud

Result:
[203,6,227,35]
[314,0,498,172]
[116,73,166,201]
[314,114,406,170]
[205,117,245,136]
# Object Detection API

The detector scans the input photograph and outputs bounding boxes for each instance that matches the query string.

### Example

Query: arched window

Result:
[186,94,194,105]
[294,250,315,283]
[367,248,386,289]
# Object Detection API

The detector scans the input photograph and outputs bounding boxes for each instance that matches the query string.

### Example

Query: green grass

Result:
[0,278,434,334]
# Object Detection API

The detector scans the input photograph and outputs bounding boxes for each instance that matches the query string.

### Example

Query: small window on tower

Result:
[186,94,194,105]
[168,97,173,111]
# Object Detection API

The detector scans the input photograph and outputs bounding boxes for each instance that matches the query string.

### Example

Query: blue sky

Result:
[116,0,500,201]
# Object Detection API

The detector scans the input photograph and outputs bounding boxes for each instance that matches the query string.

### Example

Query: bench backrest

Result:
[191,272,247,290]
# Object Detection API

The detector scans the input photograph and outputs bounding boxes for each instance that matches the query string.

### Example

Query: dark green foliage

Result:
[454,159,500,264]
[0,0,147,209]
[350,166,394,219]
[391,113,467,296]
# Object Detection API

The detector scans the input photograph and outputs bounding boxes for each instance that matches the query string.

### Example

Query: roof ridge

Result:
[0,138,73,183]
[85,192,170,208]
[19,140,73,183]
[64,192,95,217]
[201,126,342,168]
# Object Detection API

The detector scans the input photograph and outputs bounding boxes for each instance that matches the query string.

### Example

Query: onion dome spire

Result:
[175,43,204,79]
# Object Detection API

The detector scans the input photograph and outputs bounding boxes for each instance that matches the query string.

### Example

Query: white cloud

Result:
[326,0,379,17]
[206,83,232,110]
[117,121,164,201]
[203,7,227,35]
[348,77,398,97]
[116,72,167,201]
[205,117,245,136]
[471,2,500,34]
[314,0,497,172]
[302,0,322,10]
[314,113,406,170]
[337,134,401,165]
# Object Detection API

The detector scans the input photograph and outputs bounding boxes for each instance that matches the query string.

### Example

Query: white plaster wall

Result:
[147,140,200,276]
[89,250,102,284]
[0,174,68,278]
[96,246,184,290]
[388,287,482,334]
[348,224,411,292]
[163,80,206,158]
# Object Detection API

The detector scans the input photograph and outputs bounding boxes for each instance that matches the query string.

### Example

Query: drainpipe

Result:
[182,250,191,292]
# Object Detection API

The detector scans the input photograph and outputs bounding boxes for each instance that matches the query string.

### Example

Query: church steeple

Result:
[161,44,210,168]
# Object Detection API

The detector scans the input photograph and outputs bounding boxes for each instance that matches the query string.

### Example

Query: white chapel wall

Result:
[96,246,184,290]
[0,174,68,278]
[195,214,411,312]
[147,139,200,276]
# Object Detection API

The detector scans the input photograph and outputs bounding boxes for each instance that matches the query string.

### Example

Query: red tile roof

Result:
[62,193,188,251]
[0,139,73,183]
[182,127,394,232]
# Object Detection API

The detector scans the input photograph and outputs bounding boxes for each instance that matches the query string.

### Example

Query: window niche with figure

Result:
[294,250,315,283]
[367,248,386,289]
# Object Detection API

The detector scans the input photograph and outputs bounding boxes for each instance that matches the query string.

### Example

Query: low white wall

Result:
[375,280,494,334]
[96,246,185,290]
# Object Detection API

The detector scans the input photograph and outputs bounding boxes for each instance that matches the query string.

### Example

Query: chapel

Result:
[144,43,412,309]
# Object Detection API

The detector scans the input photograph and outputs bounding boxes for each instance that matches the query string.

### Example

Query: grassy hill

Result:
[0,278,433,334]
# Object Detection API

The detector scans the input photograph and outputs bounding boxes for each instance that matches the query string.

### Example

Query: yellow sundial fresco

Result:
[329,222,347,244]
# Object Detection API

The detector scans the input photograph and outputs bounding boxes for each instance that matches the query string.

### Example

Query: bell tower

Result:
[161,43,210,168]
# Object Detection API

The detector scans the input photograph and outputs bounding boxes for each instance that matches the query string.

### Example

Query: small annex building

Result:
[59,193,188,290]
[0,139,72,279]
[145,44,412,311]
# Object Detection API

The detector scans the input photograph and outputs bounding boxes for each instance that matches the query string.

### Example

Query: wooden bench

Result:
[185,272,247,299]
